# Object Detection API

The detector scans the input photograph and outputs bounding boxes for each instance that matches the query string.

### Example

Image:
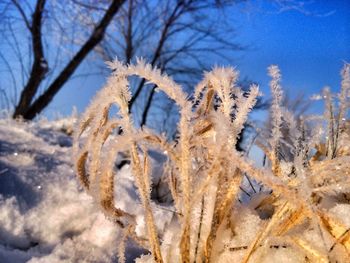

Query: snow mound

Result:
[0,118,147,262]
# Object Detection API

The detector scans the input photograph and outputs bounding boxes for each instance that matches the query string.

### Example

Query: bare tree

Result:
[0,0,125,120]
[0,0,317,122]
[94,0,245,130]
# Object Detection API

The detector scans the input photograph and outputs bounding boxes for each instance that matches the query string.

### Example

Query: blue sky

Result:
[234,0,349,105]
[47,0,350,117]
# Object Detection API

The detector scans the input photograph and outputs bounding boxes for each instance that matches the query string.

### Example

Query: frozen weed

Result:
[74,60,350,263]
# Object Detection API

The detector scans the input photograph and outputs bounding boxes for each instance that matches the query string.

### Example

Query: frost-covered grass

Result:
[74,59,350,263]
[1,62,350,263]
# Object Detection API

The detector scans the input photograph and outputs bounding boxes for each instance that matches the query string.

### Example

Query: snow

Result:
[0,117,168,263]
[0,118,108,262]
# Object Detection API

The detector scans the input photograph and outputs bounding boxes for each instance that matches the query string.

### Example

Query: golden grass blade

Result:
[273,206,308,236]
[130,144,164,263]
[241,220,269,263]
[205,169,242,262]
[291,237,329,263]
[318,210,350,252]
[241,200,307,263]
[76,151,89,189]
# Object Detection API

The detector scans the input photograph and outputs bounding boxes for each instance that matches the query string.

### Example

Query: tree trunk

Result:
[14,0,125,120]
[13,0,47,118]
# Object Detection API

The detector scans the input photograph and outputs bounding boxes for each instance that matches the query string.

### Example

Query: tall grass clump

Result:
[74,59,350,263]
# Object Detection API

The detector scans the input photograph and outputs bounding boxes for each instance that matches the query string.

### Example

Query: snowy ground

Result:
[2,116,350,263]
[0,117,171,263]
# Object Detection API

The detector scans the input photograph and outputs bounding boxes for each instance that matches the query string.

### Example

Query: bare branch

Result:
[10,0,31,30]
